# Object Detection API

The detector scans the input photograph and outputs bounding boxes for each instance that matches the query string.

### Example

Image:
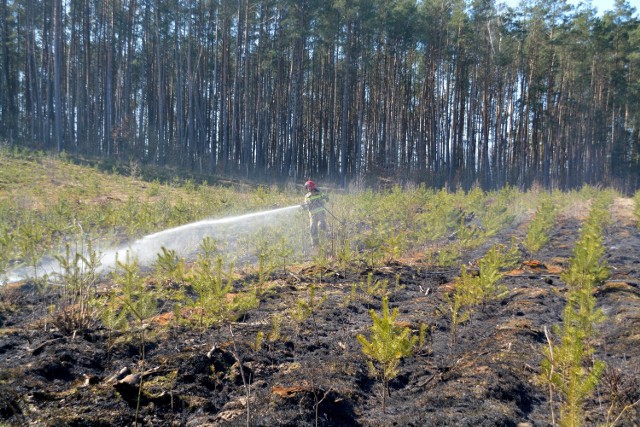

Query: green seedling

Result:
[291,284,326,343]
[275,237,293,274]
[0,226,13,284]
[478,190,517,238]
[539,201,610,427]
[199,236,219,258]
[251,331,264,352]
[52,239,102,334]
[357,297,418,413]
[417,323,430,354]
[112,253,157,357]
[358,272,388,308]
[524,197,558,253]
[476,242,518,305]
[268,313,283,342]
[102,288,128,353]
[382,228,406,263]
[443,268,474,347]
[394,274,405,293]
[111,252,161,426]
[427,243,462,267]
[188,238,258,330]
[255,252,271,297]
[343,283,358,308]
[154,246,186,282]
[337,238,357,277]
[541,315,605,427]
[312,246,330,284]
[17,217,50,287]
[362,229,385,269]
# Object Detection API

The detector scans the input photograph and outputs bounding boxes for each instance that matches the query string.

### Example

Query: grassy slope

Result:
[0,153,161,209]
[0,150,301,236]
[0,151,298,213]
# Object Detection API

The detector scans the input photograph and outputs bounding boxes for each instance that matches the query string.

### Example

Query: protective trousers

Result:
[309,211,327,246]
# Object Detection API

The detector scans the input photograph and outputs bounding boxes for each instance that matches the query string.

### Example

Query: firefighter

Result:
[302,180,328,246]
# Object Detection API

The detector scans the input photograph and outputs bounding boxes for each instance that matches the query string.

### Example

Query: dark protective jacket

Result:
[304,189,328,215]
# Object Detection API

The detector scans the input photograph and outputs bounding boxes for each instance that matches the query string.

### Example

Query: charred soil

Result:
[1,204,640,427]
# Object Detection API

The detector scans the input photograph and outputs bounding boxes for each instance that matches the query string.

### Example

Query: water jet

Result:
[5,205,303,284]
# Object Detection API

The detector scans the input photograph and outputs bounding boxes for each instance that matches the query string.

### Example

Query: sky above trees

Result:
[503,0,638,15]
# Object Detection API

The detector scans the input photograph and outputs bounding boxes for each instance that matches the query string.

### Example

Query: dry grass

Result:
[609,197,636,226]
[0,154,189,211]
[559,198,592,221]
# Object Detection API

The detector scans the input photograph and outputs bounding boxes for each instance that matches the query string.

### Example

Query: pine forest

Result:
[1,0,639,191]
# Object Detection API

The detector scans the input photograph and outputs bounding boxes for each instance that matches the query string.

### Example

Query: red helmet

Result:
[304,180,316,191]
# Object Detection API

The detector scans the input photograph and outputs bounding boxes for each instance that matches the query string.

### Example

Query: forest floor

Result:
[1,198,640,427]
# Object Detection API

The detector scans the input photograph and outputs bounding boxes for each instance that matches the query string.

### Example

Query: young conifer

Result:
[276,237,293,274]
[444,266,475,346]
[154,246,185,282]
[541,307,605,427]
[113,253,157,357]
[540,200,609,427]
[188,238,258,329]
[52,240,102,334]
[0,226,12,284]
[357,297,418,413]
[524,198,558,253]
[291,284,326,342]
[634,190,640,228]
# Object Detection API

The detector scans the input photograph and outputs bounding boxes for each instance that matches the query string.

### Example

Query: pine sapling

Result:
[154,246,185,283]
[251,331,264,352]
[291,284,326,343]
[443,275,473,348]
[112,253,157,358]
[358,272,388,309]
[342,283,358,308]
[0,226,12,284]
[337,238,357,277]
[188,255,257,329]
[17,218,51,308]
[541,308,605,427]
[476,243,516,306]
[276,237,293,274]
[200,236,219,259]
[445,284,471,348]
[111,253,158,426]
[539,202,609,427]
[417,323,431,355]
[101,289,128,357]
[382,228,406,263]
[394,273,405,293]
[524,198,558,253]
[312,246,330,284]
[357,296,418,413]
[267,313,282,343]
[435,243,463,267]
[255,252,269,297]
[52,239,102,334]
[362,229,384,269]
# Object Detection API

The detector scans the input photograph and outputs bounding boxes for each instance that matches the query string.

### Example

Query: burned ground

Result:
[1,201,640,427]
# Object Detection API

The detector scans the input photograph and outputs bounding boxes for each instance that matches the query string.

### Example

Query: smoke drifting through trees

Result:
[1,0,639,191]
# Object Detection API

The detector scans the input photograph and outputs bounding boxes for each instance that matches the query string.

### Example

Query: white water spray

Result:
[5,204,302,284]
